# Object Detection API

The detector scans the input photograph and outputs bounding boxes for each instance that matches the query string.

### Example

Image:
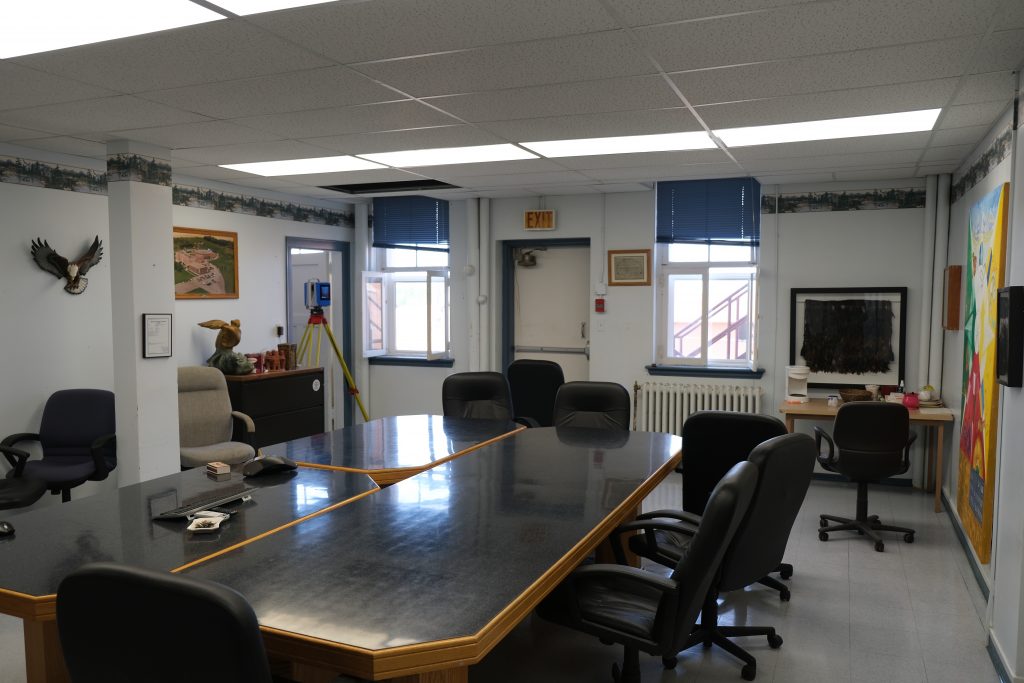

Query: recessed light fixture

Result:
[202,0,338,16]
[520,131,717,158]
[358,144,538,167]
[221,156,386,176]
[0,0,224,59]
[714,109,942,147]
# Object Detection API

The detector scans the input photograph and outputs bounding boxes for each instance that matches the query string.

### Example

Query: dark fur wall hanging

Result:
[790,287,907,388]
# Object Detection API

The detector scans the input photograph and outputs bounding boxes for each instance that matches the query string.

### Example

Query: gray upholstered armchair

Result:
[177,366,255,469]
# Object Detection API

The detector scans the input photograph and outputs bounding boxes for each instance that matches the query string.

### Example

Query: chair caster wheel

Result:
[741,663,757,680]
[768,632,783,649]
[612,662,621,682]
[819,516,827,527]
[875,541,885,552]
[779,587,791,602]
[904,533,915,543]
[662,655,677,669]
[779,566,793,580]
[818,531,829,542]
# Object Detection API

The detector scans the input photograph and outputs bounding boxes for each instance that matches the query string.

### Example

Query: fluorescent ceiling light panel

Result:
[358,144,538,167]
[221,156,385,176]
[520,131,716,158]
[714,109,942,147]
[0,1,224,59]
[203,0,338,16]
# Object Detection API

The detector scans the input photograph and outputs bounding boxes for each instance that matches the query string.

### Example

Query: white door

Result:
[513,245,590,381]
[288,249,346,430]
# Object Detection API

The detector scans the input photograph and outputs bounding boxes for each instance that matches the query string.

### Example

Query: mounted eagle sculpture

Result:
[31,236,104,295]
[198,319,254,375]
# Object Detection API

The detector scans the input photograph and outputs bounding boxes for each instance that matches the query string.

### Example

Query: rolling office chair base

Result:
[611,645,642,683]
[818,513,915,552]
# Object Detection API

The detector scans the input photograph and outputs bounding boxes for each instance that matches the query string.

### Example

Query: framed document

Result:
[143,313,172,358]
[608,249,651,286]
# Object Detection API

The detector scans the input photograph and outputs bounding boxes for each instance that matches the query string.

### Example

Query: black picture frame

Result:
[790,287,907,388]
[997,286,1023,387]
[142,313,173,358]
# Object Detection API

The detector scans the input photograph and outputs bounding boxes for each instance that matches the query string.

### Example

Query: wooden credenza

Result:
[225,367,324,450]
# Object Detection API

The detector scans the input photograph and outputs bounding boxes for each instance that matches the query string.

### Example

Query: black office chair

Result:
[507,359,564,426]
[815,402,917,552]
[552,381,630,430]
[58,562,278,683]
[2,389,116,502]
[538,461,758,683]
[619,433,817,680]
[441,371,516,421]
[648,412,792,598]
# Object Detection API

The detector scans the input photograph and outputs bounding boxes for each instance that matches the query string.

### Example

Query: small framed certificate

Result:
[143,313,173,358]
[608,249,651,286]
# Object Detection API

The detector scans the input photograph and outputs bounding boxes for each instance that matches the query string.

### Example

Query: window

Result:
[654,178,760,368]
[363,196,451,360]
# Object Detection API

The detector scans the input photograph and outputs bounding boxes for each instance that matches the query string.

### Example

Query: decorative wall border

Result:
[0,154,352,226]
[951,124,1012,204]
[106,153,172,186]
[761,187,926,214]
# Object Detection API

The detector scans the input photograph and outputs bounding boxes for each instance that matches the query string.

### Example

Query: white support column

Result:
[479,198,494,370]
[928,174,951,388]
[466,199,481,372]
[353,202,371,420]
[107,141,180,485]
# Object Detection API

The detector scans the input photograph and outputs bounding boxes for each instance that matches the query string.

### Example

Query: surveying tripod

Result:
[296,305,369,422]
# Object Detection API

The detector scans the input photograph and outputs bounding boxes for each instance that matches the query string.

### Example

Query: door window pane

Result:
[667,273,704,360]
[707,268,756,362]
[394,280,427,351]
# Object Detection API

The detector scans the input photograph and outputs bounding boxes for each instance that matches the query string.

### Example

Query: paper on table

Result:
[917,407,954,415]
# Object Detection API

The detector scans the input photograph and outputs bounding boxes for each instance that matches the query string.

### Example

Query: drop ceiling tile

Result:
[695,79,958,128]
[831,168,925,182]
[554,149,730,170]
[205,177,307,191]
[435,170,592,187]
[593,182,654,192]
[112,121,283,149]
[607,0,820,27]
[970,28,1024,73]
[262,168,430,186]
[937,100,1008,129]
[0,63,117,112]
[352,31,655,96]
[0,97,209,137]
[14,136,108,158]
[741,149,921,172]
[479,108,700,141]
[995,0,1024,28]
[755,172,838,184]
[0,123,53,142]
[524,185,600,195]
[580,161,741,181]
[235,101,459,139]
[11,20,333,93]
[421,158,565,177]
[729,133,932,161]
[670,39,971,106]
[478,188,543,198]
[636,0,996,72]
[920,144,975,163]
[138,67,406,120]
[181,165,276,182]
[173,140,338,166]
[423,75,680,123]
[303,126,507,154]
[248,0,617,64]
[952,71,1016,105]
[928,124,990,147]
[916,162,959,174]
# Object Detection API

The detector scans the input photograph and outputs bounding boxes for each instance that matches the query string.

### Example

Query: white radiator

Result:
[633,382,762,434]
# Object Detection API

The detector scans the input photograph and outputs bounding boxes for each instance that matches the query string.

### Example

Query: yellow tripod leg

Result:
[315,325,323,367]
[322,322,369,422]
[296,323,314,367]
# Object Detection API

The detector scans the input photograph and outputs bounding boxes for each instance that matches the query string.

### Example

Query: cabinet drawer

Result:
[253,407,324,450]
[228,370,324,418]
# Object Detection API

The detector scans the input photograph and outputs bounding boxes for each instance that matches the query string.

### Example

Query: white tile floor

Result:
[0,481,1002,683]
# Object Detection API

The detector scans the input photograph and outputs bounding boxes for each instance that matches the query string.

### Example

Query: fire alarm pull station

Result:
[595,298,605,313]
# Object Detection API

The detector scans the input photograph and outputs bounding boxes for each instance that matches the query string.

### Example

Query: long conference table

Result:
[0,418,680,683]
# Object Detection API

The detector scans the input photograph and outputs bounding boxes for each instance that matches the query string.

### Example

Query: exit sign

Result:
[524,210,556,230]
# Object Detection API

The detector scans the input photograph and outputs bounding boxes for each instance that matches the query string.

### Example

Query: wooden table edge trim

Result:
[170,484,380,574]
[0,588,56,621]
[262,444,682,680]
[294,424,528,486]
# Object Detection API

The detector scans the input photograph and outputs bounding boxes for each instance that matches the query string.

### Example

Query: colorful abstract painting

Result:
[958,183,1008,564]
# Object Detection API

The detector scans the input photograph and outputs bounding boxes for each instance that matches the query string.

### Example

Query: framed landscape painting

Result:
[173,227,238,299]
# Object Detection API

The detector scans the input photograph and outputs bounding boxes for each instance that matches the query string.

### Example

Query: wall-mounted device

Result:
[304,280,331,309]
[785,365,810,403]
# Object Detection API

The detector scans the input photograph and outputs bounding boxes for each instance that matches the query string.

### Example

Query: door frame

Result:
[500,237,591,373]
[286,236,353,427]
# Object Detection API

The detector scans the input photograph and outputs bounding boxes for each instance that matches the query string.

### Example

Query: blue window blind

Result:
[656,177,760,246]
[372,196,450,252]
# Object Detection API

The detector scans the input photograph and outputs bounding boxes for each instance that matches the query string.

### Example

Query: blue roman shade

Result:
[656,178,760,246]
[372,196,450,252]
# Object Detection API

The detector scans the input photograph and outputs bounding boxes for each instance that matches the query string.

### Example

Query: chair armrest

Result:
[609,518,696,566]
[637,509,702,526]
[814,426,837,471]
[89,434,116,480]
[0,445,31,476]
[1,432,39,450]
[903,430,918,469]
[556,564,678,620]
[514,416,540,428]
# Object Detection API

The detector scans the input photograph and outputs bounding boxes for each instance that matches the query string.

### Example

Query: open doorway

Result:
[286,237,353,429]
[502,238,591,381]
